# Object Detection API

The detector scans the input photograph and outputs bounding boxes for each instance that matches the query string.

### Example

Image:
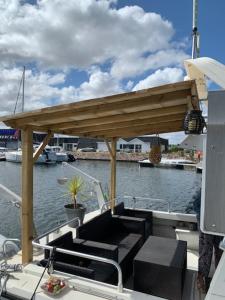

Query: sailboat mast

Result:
[22,66,25,112]
[192,0,200,58]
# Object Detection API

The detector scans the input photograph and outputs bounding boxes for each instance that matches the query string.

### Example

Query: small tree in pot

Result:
[64,176,86,227]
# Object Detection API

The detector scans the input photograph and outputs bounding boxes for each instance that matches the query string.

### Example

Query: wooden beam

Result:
[24,105,187,133]
[65,113,185,135]
[21,128,33,264]
[105,140,114,159]
[110,138,117,212]
[33,131,53,163]
[8,89,190,128]
[95,120,184,139]
[63,119,183,138]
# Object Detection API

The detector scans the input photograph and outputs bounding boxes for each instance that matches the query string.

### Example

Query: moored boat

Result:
[5,148,57,164]
[138,158,196,169]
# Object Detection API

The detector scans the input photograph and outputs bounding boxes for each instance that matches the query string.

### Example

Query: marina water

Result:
[0,160,201,239]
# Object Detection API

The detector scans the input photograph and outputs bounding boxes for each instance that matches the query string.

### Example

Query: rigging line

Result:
[13,66,25,115]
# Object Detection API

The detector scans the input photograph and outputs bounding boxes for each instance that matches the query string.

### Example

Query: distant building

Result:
[97,137,168,153]
[0,129,169,153]
[0,129,19,149]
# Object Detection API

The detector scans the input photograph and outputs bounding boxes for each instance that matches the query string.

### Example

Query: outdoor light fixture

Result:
[184,110,205,134]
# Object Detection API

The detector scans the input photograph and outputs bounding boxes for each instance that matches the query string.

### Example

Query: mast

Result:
[22,66,25,112]
[192,0,200,58]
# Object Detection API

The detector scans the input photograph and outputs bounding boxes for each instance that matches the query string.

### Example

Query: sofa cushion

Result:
[39,259,95,279]
[72,239,118,261]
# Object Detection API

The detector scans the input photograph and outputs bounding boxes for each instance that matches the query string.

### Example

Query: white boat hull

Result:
[5,151,57,164]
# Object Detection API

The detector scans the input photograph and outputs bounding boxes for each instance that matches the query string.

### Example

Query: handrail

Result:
[124,195,170,212]
[32,217,123,293]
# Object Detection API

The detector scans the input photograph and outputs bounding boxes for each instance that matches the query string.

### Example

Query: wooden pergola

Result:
[0,80,199,264]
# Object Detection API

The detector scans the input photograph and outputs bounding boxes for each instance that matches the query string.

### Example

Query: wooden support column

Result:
[33,131,53,163]
[109,138,117,211]
[21,127,33,264]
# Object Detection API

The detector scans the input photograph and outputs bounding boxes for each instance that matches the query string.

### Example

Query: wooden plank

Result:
[41,105,187,131]
[94,120,184,139]
[5,89,190,128]
[33,131,53,163]
[21,128,33,264]
[110,138,117,211]
[64,113,185,135]
[61,115,184,137]
[0,80,194,125]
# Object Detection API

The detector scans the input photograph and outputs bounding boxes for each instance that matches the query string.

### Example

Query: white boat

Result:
[45,146,69,162]
[5,148,57,164]
[0,147,7,161]
[139,158,195,169]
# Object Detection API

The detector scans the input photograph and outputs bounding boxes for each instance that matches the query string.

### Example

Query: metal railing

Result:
[32,217,123,293]
[124,195,170,212]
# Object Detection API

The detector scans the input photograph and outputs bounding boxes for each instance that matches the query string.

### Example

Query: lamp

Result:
[184,110,205,134]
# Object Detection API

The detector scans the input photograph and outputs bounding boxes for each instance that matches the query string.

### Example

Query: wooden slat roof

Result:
[0,80,199,139]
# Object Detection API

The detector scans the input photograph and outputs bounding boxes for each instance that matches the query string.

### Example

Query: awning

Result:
[0,80,199,139]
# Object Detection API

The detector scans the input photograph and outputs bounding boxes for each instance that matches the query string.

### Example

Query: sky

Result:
[1,0,225,144]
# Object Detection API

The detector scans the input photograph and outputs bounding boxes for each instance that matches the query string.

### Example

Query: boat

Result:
[45,146,69,162]
[138,157,196,169]
[5,148,57,164]
[0,147,7,161]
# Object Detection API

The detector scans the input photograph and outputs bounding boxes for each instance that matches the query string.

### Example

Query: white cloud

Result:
[111,49,189,80]
[0,67,76,115]
[133,67,184,91]
[0,66,123,116]
[76,68,122,100]
[0,0,174,70]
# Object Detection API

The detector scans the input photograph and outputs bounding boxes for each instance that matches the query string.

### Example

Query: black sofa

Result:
[43,209,146,284]
[114,202,153,239]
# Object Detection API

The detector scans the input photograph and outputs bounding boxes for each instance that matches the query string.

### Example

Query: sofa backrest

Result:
[114,202,125,215]
[77,210,112,241]
[45,231,74,262]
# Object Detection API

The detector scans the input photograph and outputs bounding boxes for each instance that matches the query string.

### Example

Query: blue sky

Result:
[0,0,224,143]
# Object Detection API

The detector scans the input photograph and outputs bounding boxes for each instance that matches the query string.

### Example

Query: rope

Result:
[30,246,56,300]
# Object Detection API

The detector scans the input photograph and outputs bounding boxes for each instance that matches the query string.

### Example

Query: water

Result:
[0,160,201,239]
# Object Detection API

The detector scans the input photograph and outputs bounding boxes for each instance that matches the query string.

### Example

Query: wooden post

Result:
[21,128,33,264]
[110,138,117,211]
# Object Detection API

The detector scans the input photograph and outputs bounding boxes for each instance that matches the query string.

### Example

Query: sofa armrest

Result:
[39,259,95,279]
[72,239,119,261]
[112,215,146,237]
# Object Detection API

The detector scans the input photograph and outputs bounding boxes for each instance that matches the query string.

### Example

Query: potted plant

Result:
[64,176,86,227]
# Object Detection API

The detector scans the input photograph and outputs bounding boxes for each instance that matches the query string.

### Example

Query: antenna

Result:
[192,0,200,58]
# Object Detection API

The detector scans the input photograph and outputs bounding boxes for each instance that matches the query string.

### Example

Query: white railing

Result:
[32,218,123,293]
[124,195,170,212]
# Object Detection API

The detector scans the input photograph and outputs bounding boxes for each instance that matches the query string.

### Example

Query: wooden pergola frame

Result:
[0,80,199,264]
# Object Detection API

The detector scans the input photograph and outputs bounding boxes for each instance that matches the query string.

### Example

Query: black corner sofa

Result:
[40,204,153,285]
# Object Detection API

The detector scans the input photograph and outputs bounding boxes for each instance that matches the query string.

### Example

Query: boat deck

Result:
[1,209,216,300]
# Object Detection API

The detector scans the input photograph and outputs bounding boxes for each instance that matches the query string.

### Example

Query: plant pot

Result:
[64,203,86,227]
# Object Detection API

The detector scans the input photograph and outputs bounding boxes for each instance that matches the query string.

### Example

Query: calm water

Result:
[0,160,201,238]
